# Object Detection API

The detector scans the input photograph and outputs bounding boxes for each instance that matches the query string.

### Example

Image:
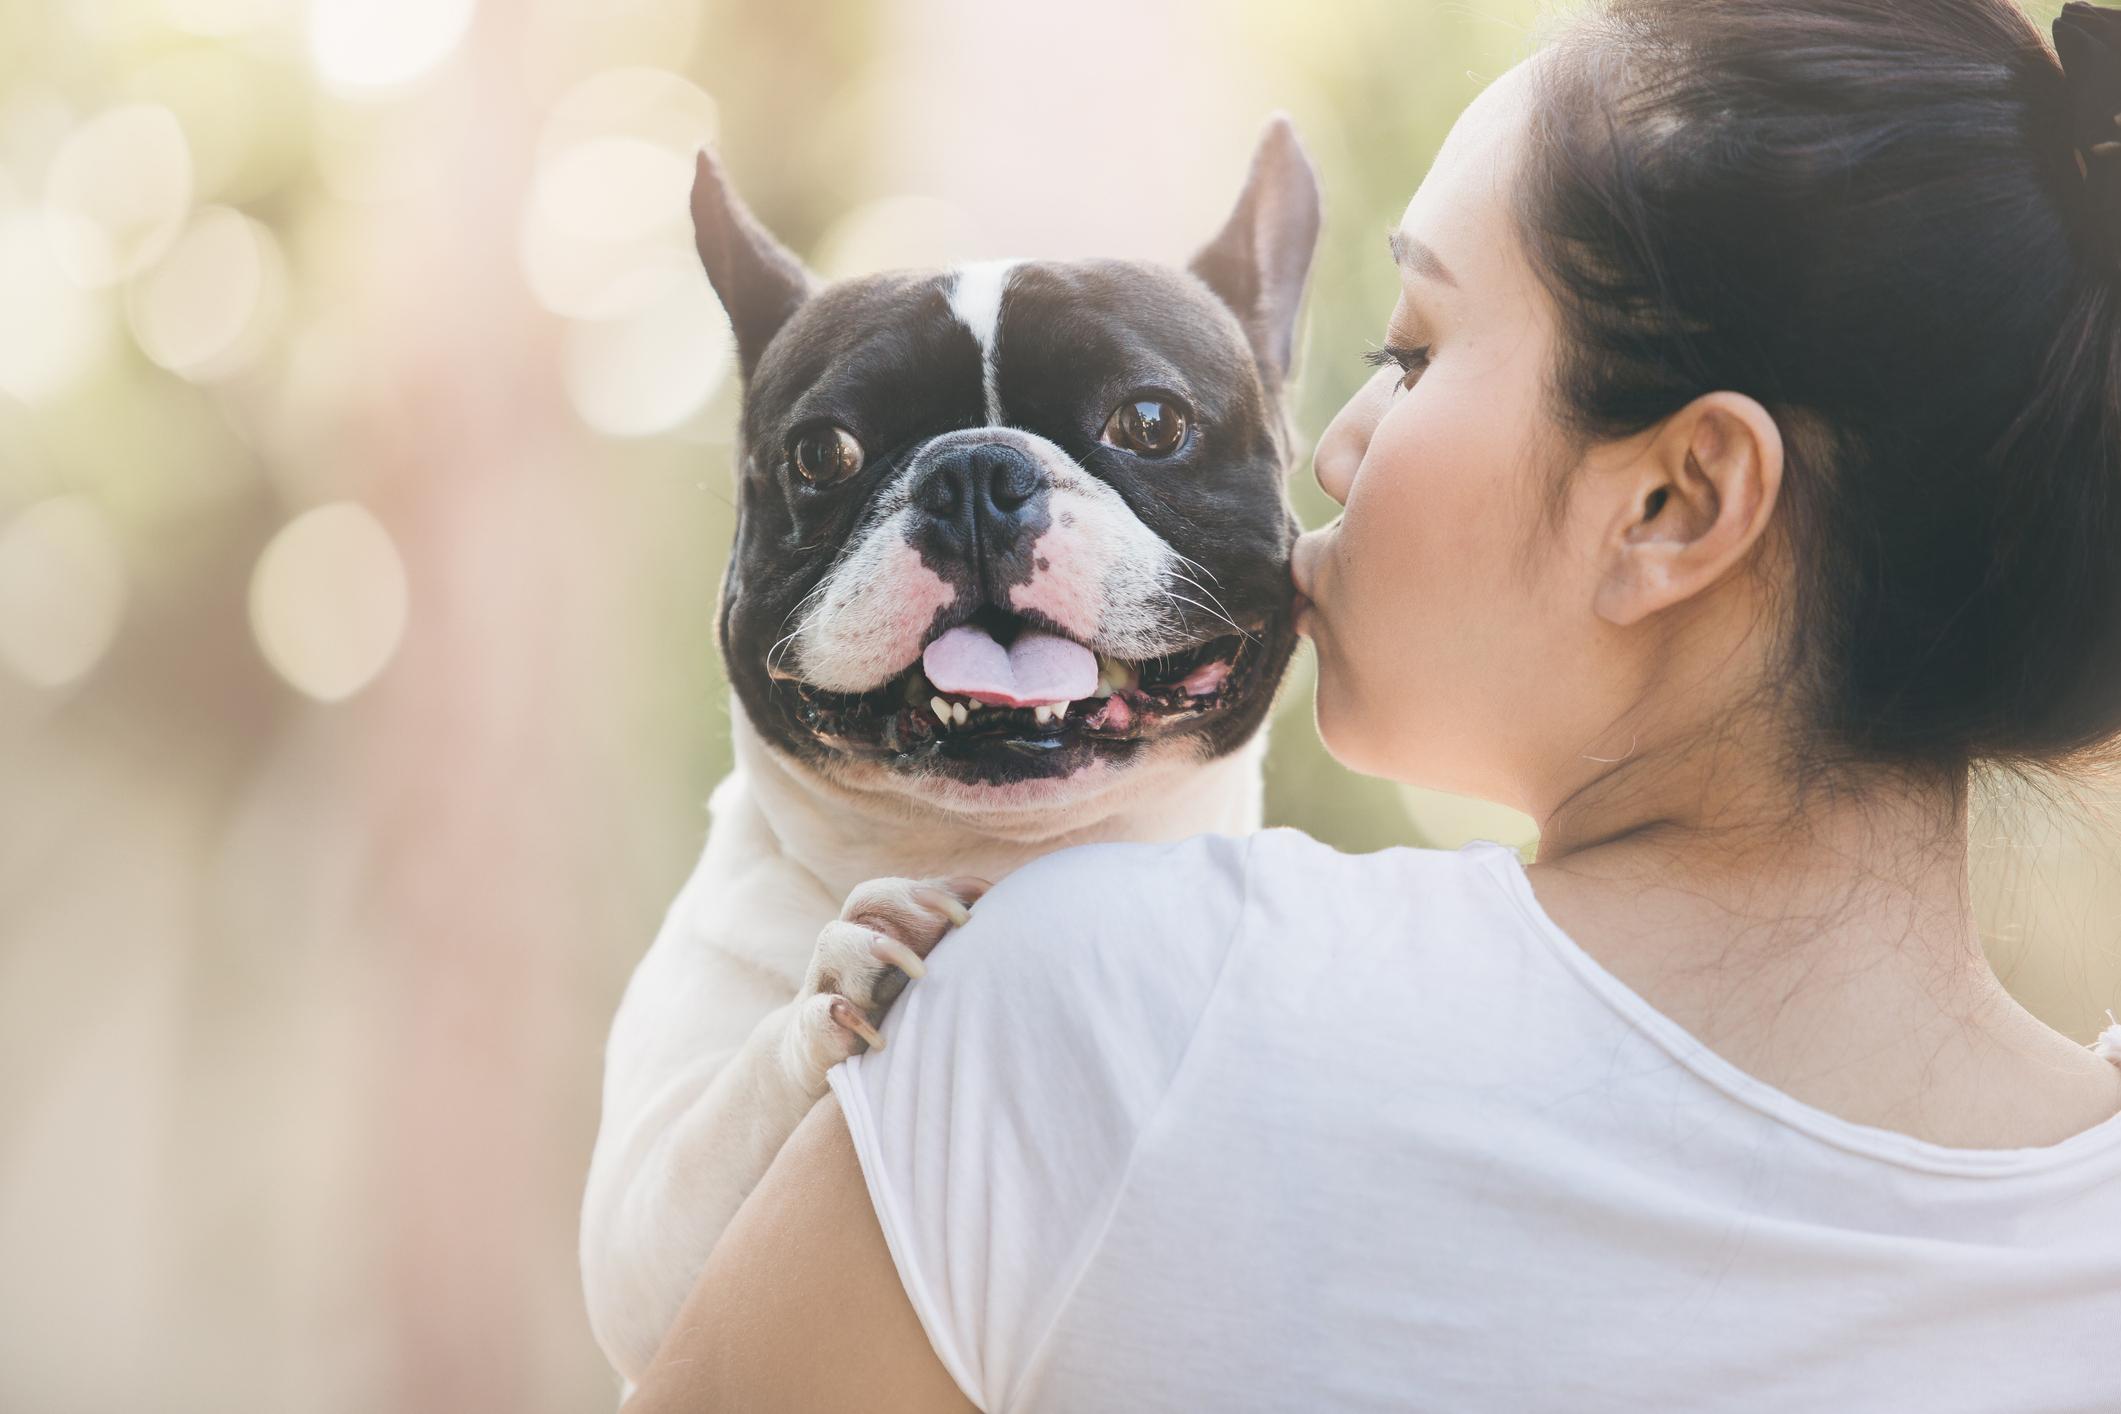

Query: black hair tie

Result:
[2055,2,2121,247]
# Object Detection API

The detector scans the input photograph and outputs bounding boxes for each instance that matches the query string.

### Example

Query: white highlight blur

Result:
[0,208,111,403]
[521,0,701,100]
[307,0,477,93]
[812,195,987,280]
[0,497,128,690]
[562,261,731,437]
[41,104,194,288]
[248,503,409,703]
[519,68,718,320]
[126,206,288,381]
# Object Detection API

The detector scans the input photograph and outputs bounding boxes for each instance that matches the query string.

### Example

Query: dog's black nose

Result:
[912,442,1048,558]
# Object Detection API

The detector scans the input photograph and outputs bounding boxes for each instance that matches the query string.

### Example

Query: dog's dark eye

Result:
[1101,397,1188,458]
[788,425,864,484]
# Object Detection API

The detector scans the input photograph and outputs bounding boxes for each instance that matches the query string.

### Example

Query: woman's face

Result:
[1292,59,1621,811]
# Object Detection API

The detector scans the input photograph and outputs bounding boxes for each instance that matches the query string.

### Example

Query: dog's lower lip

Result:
[777,624,1274,765]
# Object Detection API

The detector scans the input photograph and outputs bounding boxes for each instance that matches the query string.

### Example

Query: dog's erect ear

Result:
[1187,115,1322,389]
[692,147,816,378]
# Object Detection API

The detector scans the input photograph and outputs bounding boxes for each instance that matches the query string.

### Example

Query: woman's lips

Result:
[1290,527,1329,637]
[1290,529,1317,597]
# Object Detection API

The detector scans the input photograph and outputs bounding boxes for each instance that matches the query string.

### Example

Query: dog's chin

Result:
[765,613,1291,809]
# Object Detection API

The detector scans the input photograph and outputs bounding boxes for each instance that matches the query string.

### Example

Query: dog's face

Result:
[694,122,1320,814]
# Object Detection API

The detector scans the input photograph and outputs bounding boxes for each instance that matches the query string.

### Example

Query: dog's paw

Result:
[782,874,990,1086]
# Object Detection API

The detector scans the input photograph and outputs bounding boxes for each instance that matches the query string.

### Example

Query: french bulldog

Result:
[580,115,1321,1391]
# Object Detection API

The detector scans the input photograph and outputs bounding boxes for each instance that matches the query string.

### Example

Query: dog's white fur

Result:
[946,260,1020,422]
[581,412,1271,1389]
[788,426,1191,694]
[581,706,1265,1386]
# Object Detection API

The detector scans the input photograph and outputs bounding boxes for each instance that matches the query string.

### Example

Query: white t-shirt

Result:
[825,829,2121,1414]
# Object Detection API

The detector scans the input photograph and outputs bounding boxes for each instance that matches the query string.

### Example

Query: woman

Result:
[626,1,2121,1408]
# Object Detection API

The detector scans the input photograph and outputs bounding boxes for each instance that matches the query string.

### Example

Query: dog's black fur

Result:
[695,121,1319,786]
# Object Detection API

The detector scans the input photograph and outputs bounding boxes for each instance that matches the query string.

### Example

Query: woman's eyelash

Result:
[1363,343,1433,380]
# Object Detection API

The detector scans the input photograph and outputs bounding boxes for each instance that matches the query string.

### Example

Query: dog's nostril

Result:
[918,469,964,519]
[987,459,1040,514]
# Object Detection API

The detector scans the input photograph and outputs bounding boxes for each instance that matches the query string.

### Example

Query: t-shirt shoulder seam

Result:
[996,830,1261,1409]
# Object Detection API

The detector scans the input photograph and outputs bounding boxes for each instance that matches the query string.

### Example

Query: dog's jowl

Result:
[580,118,1321,1393]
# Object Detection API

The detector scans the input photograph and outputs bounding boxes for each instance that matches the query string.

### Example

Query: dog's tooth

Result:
[1100,655,1138,692]
[965,699,980,712]
[1032,704,1050,724]
[1051,700,1069,720]
[950,701,968,725]
[930,696,951,724]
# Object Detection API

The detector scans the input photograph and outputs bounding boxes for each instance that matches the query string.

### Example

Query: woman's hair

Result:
[1519,0,2121,775]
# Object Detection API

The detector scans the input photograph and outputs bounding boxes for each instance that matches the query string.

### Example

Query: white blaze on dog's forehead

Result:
[947,259,1020,424]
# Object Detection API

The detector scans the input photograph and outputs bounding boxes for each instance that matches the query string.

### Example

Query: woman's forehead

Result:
[1394,59,1538,297]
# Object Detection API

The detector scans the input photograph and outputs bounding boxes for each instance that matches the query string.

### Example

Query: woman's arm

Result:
[620,1094,978,1414]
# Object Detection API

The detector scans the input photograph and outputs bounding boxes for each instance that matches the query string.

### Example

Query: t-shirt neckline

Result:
[1462,839,2121,1177]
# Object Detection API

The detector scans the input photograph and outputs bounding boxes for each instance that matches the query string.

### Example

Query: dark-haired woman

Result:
[625,3,2121,1409]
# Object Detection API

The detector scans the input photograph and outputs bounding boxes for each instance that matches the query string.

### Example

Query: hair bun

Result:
[2055,2,2121,248]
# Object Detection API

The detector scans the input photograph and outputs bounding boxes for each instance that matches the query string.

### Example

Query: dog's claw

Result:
[829,996,885,1051]
[870,934,927,979]
[916,885,973,927]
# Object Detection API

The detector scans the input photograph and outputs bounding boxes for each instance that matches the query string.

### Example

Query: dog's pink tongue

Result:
[922,624,1097,707]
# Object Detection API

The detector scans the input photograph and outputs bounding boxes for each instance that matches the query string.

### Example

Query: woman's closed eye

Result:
[1363,342,1433,391]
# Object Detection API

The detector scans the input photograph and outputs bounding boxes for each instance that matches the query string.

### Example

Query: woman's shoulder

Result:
[955,827,1526,984]
[996,824,1515,890]
[942,831,1259,987]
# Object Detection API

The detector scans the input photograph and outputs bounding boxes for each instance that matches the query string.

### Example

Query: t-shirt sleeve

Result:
[824,830,1255,1411]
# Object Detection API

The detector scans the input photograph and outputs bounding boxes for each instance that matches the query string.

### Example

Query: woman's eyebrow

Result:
[1388,227,1459,288]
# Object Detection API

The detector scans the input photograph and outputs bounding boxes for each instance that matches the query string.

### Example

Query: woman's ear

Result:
[1591,391,1784,627]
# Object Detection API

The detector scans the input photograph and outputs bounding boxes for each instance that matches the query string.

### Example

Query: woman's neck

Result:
[1524,728,2121,1147]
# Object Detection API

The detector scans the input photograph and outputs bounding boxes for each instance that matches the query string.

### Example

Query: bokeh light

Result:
[41,103,194,288]
[307,0,477,93]
[124,43,306,207]
[562,260,731,438]
[520,68,718,320]
[125,205,288,381]
[811,194,990,280]
[521,0,702,101]
[0,208,113,403]
[247,502,409,702]
[0,497,128,690]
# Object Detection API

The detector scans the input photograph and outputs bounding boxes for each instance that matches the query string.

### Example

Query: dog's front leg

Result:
[583,874,987,1387]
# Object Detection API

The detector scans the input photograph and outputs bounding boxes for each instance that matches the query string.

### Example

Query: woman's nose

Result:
[1312,373,1389,506]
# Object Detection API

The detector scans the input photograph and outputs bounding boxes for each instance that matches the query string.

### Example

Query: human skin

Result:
[619,52,2121,1413]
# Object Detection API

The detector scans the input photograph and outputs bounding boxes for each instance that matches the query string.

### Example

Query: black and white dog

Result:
[580,118,1321,1389]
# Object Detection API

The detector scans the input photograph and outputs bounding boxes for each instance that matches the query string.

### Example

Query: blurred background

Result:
[0,0,2114,1409]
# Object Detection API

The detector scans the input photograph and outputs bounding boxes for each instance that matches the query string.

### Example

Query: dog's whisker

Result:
[1169,549,1226,589]
[778,576,834,632]
[1166,574,1258,644]
[1161,588,1257,645]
